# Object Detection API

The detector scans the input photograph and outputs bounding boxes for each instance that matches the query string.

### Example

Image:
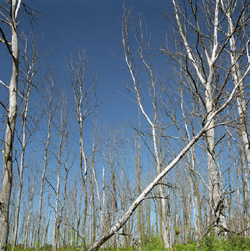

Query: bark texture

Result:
[0,1,21,250]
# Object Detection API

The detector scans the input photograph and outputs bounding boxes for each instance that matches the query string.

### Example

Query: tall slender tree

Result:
[0,1,21,250]
[68,49,99,248]
[170,0,250,232]
[88,1,250,249]
[37,76,58,245]
[52,93,68,251]
[13,34,42,247]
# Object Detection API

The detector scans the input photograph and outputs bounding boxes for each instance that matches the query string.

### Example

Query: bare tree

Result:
[52,92,68,251]
[25,176,35,248]
[169,0,250,232]
[12,34,43,247]
[36,76,58,245]
[88,80,239,251]
[0,1,22,250]
[221,0,250,171]
[68,49,99,247]
[87,1,250,249]
[122,9,171,248]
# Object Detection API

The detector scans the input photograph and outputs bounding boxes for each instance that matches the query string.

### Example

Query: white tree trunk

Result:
[101,166,106,249]
[88,33,242,248]
[25,179,35,248]
[52,100,66,251]
[37,83,53,245]
[224,1,250,172]
[13,81,31,246]
[0,1,21,250]
[172,0,229,230]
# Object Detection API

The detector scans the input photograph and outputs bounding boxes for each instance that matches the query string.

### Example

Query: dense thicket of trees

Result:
[1,1,250,251]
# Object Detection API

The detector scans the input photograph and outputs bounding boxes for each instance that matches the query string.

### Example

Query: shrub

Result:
[198,233,250,251]
[142,234,167,251]
[173,243,197,251]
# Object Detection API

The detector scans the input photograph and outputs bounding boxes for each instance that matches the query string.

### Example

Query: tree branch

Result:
[0,101,9,113]
[0,27,13,59]
[0,80,9,89]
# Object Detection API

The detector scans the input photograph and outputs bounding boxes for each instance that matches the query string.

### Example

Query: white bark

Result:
[172,0,228,231]
[12,84,30,246]
[101,166,106,248]
[36,82,54,245]
[68,50,98,245]
[88,78,241,250]
[25,179,35,248]
[222,0,250,172]
[52,97,67,251]
[0,1,20,250]
[122,13,170,247]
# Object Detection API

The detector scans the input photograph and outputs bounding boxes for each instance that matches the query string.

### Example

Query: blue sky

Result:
[33,0,168,126]
[0,0,170,129]
[0,0,174,198]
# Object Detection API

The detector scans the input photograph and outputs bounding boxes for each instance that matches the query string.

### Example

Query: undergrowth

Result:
[173,233,250,251]
[6,233,250,251]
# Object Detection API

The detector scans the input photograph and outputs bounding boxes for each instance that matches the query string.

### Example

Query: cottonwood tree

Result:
[68,49,100,247]
[87,2,250,250]
[54,137,74,248]
[88,123,102,245]
[100,129,119,247]
[168,0,250,233]
[12,34,43,247]
[0,1,21,250]
[52,92,68,251]
[36,75,58,245]
[24,176,35,248]
[122,9,171,247]
[221,0,250,172]
[159,69,205,238]
[129,103,145,244]
[88,83,241,251]
[221,4,250,231]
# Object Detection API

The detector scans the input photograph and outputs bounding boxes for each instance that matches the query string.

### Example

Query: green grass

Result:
[173,233,250,251]
[6,233,250,251]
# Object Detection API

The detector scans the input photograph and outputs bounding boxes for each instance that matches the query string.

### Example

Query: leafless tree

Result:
[36,75,58,245]
[88,2,250,249]
[52,92,68,251]
[12,33,43,247]
[0,1,22,250]
[168,0,250,233]
[68,49,100,248]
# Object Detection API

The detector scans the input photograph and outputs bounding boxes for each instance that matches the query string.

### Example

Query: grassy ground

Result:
[7,233,250,251]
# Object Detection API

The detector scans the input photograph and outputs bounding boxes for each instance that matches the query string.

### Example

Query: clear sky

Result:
[32,0,168,126]
[0,0,173,191]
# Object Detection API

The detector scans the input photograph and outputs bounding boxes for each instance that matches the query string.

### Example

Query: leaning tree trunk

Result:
[88,85,239,250]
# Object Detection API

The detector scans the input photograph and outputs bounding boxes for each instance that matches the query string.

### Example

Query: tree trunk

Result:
[224,3,250,173]
[37,83,53,245]
[13,82,31,247]
[25,179,35,248]
[101,166,106,250]
[52,98,66,251]
[0,1,20,250]
[88,111,228,251]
